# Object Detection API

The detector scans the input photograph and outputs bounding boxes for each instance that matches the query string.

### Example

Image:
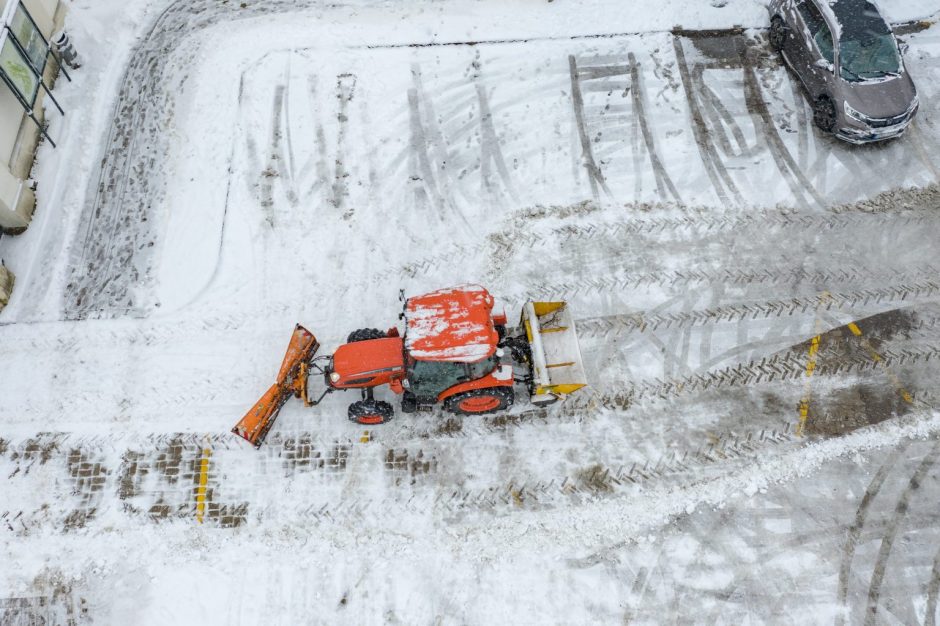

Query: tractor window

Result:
[408,360,468,397]
[467,356,498,380]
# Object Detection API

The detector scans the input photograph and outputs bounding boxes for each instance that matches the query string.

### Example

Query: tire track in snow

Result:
[927,543,940,626]
[836,441,909,624]
[628,52,681,204]
[475,82,521,206]
[574,339,940,411]
[260,85,287,223]
[576,280,940,339]
[518,264,938,305]
[695,67,751,159]
[380,206,939,283]
[0,423,800,532]
[864,439,940,626]
[568,55,613,201]
[671,35,743,207]
[741,60,825,210]
[331,73,357,211]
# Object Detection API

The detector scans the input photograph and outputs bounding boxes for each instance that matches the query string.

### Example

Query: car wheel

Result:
[347,399,394,425]
[346,328,386,343]
[769,16,787,52]
[813,96,837,132]
[444,387,514,416]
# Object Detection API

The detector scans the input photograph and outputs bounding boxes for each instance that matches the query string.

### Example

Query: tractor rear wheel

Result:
[445,387,514,416]
[348,399,394,425]
[347,328,386,343]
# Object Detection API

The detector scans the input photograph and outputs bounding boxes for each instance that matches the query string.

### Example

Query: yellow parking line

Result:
[797,335,822,437]
[846,321,914,405]
[797,293,830,437]
[195,445,211,524]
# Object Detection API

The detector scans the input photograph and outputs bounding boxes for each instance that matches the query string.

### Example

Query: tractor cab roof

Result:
[404,285,499,363]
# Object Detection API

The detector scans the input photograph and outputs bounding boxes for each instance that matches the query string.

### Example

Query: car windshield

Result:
[830,0,900,80]
[840,33,900,80]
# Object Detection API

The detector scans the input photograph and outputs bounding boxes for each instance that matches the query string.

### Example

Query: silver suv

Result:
[769,0,918,144]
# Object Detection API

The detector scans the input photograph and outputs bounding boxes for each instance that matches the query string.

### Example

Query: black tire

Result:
[813,96,837,132]
[769,16,787,52]
[347,399,394,425]
[444,387,514,416]
[347,328,386,343]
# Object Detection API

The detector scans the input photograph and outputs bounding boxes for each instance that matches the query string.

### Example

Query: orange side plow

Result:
[232,324,320,448]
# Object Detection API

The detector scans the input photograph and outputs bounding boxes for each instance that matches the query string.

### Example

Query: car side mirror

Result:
[813,58,833,72]
[898,42,909,56]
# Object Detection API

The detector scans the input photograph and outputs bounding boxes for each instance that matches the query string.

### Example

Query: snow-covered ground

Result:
[1,0,940,623]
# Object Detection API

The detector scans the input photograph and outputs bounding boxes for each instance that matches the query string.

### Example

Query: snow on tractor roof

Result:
[404,285,499,363]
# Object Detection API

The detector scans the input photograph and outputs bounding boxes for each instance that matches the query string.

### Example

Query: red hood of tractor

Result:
[331,337,405,384]
[404,285,499,363]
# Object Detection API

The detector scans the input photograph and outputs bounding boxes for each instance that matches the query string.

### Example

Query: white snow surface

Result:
[0,0,939,623]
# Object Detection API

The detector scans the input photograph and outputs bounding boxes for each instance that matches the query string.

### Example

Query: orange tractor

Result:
[232,285,587,447]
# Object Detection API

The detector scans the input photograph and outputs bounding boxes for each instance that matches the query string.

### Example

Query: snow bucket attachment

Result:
[232,324,319,448]
[522,301,587,406]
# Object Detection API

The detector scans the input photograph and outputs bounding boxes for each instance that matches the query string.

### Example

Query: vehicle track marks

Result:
[628,52,681,204]
[475,82,520,206]
[695,68,751,159]
[742,62,825,209]
[865,439,940,626]
[672,35,743,207]
[927,543,940,626]
[331,73,357,211]
[380,209,938,283]
[569,55,613,200]
[836,441,909,624]
[577,281,940,339]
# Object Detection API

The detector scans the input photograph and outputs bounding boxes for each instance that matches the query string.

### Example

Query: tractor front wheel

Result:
[347,328,386,343]
[348,399,394,425]
[445,387,514,416]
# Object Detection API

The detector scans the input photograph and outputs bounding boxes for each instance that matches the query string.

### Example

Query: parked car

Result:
[768,0,918,144]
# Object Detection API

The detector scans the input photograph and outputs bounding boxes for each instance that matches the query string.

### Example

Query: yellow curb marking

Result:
[195,445,211,524]
[797,292,830,437]
[797,335,822,437]
[847,321,914,405]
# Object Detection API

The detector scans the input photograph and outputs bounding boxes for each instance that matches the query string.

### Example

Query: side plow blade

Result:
[232,324,320,448]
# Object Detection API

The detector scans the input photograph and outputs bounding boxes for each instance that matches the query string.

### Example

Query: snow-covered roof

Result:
[404,285,499,363]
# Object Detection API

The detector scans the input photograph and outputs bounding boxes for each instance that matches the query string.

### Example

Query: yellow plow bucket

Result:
[522,301,587,406]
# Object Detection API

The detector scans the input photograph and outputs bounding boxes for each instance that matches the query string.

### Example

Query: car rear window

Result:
[829,0,891,41]
[829,0,900,79]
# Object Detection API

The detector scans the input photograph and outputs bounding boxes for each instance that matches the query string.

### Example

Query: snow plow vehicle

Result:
[232,285,587,447]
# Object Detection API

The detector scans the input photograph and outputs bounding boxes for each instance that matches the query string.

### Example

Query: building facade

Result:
[0,0,66,234]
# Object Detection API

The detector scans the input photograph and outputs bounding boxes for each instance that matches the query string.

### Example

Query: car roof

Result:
[824,0,890,40]
[404,285,499,363]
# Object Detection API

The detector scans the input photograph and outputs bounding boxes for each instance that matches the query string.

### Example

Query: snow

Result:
[405,285,497,362]
[1,0,940,623]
